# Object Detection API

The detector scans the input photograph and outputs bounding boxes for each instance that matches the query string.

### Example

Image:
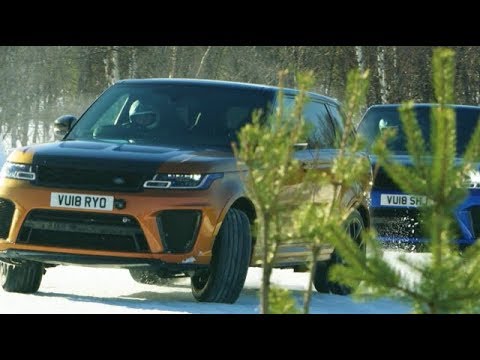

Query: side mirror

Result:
[54,115,77,140]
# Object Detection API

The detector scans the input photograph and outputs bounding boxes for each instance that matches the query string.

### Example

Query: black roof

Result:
[117,78,339,105]
[367,103,480,111]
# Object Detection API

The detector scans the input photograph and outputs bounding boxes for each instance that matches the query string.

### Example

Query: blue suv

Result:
[357,104,480,249]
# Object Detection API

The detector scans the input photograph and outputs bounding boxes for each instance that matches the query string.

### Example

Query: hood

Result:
[9,140,239,174]
[369,154,418,167]
[369,154,465,167]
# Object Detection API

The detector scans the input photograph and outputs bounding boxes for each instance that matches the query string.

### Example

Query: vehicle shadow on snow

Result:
[33,286,409,313]
[32,286,293,313]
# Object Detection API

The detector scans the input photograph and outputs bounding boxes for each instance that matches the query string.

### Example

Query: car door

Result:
[274,96,339,265]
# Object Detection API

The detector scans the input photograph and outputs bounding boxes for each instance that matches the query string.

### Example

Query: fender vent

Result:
[156,210,201,253]
[0,198,15,239]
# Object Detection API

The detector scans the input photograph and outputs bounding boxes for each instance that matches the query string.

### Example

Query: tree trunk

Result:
[260,214,271,314]
[377,46,389,103]
[169,46,177,78]
[10,125,17,149]
[213,46,226,79]
[325,47,338,95]
[390,46,398,102]
[20,119,29,146]
[303,247,320,313]
[32,118,39,145]
[195,46,211,78]
[129,47,138,78]
[355,46,365,72]
[43,121,50,143]
[104,46,120,86]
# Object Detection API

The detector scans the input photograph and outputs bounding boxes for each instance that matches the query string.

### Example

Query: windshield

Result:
[357,106,480,156]
[67,83,273,148]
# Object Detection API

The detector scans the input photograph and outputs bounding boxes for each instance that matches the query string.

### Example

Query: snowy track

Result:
[0,251,417,313]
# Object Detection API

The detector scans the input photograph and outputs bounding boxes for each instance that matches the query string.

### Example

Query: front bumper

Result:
[0,249,209,270]
[0,175,237,266]
[370,188,480,248]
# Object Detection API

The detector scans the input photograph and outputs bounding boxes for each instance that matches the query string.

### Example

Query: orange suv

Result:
[0,79,370,303]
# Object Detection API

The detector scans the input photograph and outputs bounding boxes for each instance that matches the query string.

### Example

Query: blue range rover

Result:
[357,104,480,249]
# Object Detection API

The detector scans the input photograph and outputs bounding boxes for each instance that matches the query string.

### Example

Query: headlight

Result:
[0,162,36,181]
[466,170,480,189]
[143,173,223,189]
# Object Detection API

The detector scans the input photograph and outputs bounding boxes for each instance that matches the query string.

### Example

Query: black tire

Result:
[0,261,43,294]
[129,269,182,286]
[191,208,252,303]
[314,209,365,295]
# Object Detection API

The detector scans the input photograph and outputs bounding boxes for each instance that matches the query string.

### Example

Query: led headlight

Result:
[0,162,36,181]
[466,170,480,189]
[144,173,223,189]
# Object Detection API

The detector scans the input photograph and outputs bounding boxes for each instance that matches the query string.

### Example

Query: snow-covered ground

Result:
[0,251,421,314]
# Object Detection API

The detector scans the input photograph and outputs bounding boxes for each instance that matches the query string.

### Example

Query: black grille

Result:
[157,210,201,253]
[373,167,401,190]
[0,198,15,239]
[35,165,146,192]
[17,210,149,253]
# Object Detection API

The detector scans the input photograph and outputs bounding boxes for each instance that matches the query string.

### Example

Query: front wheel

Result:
[0,261,43,294]
[314,209,365,295]
[191,208,252,303]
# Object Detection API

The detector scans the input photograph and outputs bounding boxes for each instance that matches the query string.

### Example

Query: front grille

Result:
[35,165,146,192]
[0,198,15,239]
[17,210,149,253]
[157,210,201,253]
[373,167,401,190]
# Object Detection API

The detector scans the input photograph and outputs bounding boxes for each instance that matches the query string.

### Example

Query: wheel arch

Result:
[213,195,257,252]
[355,203,370,230]
[229,197,257,249]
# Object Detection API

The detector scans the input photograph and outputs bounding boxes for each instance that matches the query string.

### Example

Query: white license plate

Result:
[50,192,114,211]
[380,194,428,207]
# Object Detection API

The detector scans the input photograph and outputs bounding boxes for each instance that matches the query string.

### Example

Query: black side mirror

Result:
[54,115,77,140]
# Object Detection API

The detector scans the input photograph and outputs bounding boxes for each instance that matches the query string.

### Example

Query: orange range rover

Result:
[0,79,369,303]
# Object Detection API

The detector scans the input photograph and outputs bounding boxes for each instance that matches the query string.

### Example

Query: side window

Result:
[266,95,296,129]
[303,101,336,148]
[326,103,357,147]
[326,103,344,132]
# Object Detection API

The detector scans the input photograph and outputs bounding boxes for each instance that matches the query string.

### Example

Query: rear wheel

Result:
[314,209,365,295]
[0,261,43,294]
[191,208,252,303]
